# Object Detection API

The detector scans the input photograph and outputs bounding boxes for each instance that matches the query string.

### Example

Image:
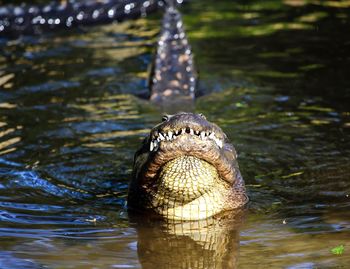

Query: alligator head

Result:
[128,112,248,220]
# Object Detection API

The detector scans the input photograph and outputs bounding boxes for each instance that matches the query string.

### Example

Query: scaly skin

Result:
[128,112,248,220]
[149,5,196,104]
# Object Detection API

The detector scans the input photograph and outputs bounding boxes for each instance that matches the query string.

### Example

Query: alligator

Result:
[1,0,248,220]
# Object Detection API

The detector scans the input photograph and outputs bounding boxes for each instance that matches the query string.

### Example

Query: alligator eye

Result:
[162,115,169,122]
[198,113,206,120]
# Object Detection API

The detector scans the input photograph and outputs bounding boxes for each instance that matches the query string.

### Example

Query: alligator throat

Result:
[156,156,220,202]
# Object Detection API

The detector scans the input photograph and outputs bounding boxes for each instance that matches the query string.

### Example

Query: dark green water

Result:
[0,0,350,268]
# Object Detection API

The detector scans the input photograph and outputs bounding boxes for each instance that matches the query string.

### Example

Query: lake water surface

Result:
[0,0,349,268]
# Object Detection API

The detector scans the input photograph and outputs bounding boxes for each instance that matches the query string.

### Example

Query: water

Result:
[0,0,350,268]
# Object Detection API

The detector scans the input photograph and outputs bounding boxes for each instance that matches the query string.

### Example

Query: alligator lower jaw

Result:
[143,134,236,185]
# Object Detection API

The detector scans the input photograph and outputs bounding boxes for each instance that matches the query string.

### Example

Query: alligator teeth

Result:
[218,140,223,148]
[150,140,159,152]
[159,133,165,140]
[214,138,223,148]
[150,128,223,151]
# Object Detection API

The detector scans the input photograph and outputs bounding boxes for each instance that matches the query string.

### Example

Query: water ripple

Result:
[0,169,93,200]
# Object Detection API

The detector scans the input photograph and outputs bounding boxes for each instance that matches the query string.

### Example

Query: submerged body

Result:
[128,112,248,220]
[128,3,247,220]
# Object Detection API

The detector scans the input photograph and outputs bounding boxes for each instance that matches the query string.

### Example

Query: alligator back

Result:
[149,4,197,107]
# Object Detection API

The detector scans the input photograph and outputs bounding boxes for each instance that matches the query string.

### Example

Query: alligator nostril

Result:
[162,115,169,122]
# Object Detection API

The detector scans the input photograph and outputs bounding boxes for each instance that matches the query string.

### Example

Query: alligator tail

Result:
[0,0,178,37]
[149,2,196,105]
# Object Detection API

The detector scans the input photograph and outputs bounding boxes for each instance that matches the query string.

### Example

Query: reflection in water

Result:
[132,210,246,269]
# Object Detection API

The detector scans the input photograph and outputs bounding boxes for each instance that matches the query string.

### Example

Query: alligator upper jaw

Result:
[143,133,237,185]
